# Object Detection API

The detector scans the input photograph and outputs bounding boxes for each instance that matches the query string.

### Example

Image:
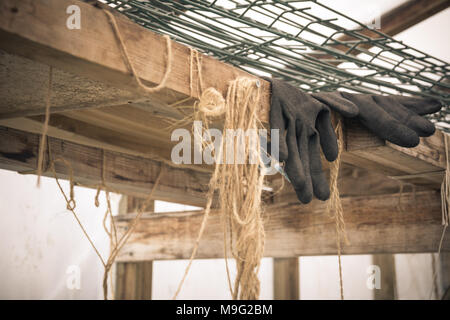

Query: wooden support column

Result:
[439,253,450,300]
[273,258,299,300]
[115,195,154,300]
[371,254,397,300]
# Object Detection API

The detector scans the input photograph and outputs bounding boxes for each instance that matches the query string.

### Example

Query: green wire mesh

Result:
[101,0,450,130]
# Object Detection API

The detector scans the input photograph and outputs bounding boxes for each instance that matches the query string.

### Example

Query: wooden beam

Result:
[0,0,445,189]
[373,0,449,37]
[0,0,270,119]
[0,115,174,161]
[0,126,209,206]
[319,0,450,60]
[114,190,449,261]
[343,119,446,189]
[0,50,151,119]
[273,258,299,300]
[271,164,430,206]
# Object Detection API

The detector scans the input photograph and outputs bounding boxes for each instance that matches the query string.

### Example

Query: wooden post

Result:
[273,258,299,300]
[371,254,397,300]
[439,253,450,300]
[114,195,154,300]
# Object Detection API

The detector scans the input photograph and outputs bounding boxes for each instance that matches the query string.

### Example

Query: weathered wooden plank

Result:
[273,258,299,300]
[0,50,148,119]
[0,0,445,189]
[0,0,270,119]
[114,191,449,261]
[0,126,209,206]
[343,119,446,188]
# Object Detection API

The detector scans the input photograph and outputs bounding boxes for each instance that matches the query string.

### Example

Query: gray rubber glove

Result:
[267,78,443,204]
[266,78,359,204]
[317,92,441,147]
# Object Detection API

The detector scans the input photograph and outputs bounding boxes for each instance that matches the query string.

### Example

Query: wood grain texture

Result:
[0,126,209,206]
[115,196,154,300]
[344,119,446,188]
[273,258,299,300]
[0,0,270,119]
[114,191,449,261]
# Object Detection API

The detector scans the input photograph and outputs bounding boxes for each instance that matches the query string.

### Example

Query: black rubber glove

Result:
[313,92,442,148]
[266,78,359,204]
[267,77,443,204]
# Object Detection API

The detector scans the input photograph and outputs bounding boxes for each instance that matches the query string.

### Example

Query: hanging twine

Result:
[327,115,349,300]
[102,9,172,95]
[49,146,164,300]
[36,66,53,187]
[35,8,170,299]
[428,132,450,299]
[173,77,265,300]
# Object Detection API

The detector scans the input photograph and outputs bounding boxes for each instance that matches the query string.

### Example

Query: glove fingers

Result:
[315,109,339,162]
[311,92,359,118]
[389,95,442,116]
[308,132,330,201]
[372,95,436,137]
[284,121,307,202]
[291,121,313,204]
[341,92,420,147]
[269,94,288,161]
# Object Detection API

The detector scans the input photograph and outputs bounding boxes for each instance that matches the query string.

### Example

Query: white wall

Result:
[0,169,112,299]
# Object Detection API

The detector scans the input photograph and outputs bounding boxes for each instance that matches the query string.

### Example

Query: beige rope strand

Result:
[50,158,106,267]
[328,117,347,300]
[103,9,172,95]
[428,132,450,299]
[36,66,53,187]
[102,166,164,300]
[173,78,264,300]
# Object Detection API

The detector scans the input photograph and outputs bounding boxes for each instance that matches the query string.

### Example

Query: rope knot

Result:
[197,87,226,117]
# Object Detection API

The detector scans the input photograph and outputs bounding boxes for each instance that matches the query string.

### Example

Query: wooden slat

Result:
[273,258,299,300]
[114,190,449,261]
[0,126,209,206]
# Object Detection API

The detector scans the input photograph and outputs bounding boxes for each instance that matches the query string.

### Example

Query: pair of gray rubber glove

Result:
[265,78,443,204]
